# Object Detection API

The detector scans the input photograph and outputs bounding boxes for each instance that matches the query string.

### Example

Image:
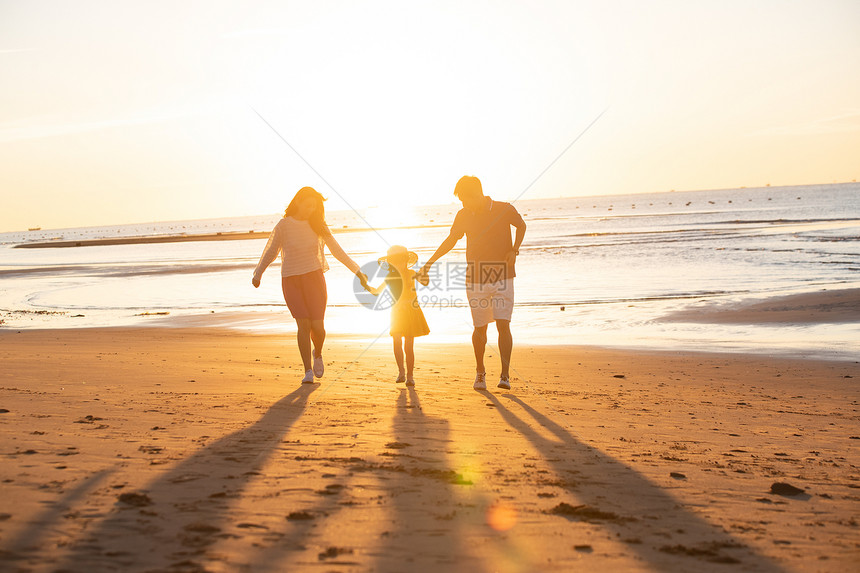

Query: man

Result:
[418,175,526,390]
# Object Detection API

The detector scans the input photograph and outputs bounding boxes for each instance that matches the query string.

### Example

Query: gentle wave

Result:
[3,183,859,357]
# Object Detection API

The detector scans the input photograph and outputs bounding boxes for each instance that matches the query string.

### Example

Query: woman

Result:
[252,187,367,383]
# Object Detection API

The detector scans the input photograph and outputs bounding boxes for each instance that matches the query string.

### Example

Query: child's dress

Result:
[385,268,430,338]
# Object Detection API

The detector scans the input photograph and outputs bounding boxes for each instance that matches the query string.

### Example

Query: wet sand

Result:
[0,326,857,572]
[662,288,860,324]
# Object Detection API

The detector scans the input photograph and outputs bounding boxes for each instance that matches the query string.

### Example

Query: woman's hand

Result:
[356,271,369,288]
[252,277,261,288]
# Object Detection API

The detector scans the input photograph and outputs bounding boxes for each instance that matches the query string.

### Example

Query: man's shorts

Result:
[466,279,514,328]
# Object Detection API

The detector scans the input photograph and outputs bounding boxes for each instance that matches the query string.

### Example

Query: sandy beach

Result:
[3,1,859,570]
[1,325,857,572]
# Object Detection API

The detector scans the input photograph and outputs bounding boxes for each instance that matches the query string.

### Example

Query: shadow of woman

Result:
[0,468,116,565]
[49,384,317,572]
[481,391,787,572]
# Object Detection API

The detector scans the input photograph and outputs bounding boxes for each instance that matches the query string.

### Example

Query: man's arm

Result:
[505,206,527,268]
[418,228,461,283]
[513,218,526,253]
[423,231,459,271]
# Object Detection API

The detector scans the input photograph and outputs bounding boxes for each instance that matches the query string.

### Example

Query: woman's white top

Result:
[253,216,329,280]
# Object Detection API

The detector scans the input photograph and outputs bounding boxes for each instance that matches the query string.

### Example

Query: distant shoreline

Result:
[14,230,267,249]
[9,181,858,239]
[13,223,449,249]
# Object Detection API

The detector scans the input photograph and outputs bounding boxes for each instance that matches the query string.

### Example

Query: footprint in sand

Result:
[384,442,411,449]
[658,541,744,564]
[183,522,221,534]
[315,484,345,496]
[236,523,269,530]
[117,492,153,507]
[769,482,806,496]
[547,502,636,524]
[318,547,354,561]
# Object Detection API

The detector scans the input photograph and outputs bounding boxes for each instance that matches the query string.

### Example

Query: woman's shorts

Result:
[282,269,327,320]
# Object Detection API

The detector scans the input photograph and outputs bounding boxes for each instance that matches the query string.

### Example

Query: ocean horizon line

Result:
[4,180,856,236]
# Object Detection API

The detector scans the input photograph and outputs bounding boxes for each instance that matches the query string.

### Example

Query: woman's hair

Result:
[284,186,328,236]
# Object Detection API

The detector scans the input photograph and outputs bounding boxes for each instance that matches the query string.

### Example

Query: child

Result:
[364,245,430,386]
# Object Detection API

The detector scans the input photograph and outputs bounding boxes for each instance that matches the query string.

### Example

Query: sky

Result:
[1,0,858,231]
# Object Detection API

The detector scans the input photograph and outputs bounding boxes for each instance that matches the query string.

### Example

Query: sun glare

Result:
[362,204,424,230]
[487,501,518,532]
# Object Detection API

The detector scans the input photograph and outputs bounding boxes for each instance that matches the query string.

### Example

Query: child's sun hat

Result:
[379,244,418,268]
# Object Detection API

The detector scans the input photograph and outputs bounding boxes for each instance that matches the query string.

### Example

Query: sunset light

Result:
[1,3,858,572]
[1,2,858,231]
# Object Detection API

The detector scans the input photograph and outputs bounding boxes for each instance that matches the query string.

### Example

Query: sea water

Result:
[1,182,858,359]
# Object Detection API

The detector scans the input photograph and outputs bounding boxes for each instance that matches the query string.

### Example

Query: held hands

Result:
[416,265,431,287]
[251,277,261,288]
[357,272,378,295]
[356,270,369,290]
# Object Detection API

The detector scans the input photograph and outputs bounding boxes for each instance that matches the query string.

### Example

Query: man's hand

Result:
[252,277,261,288]
[505,250,517,268]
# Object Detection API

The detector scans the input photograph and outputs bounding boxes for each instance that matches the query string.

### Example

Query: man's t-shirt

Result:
[450,198,524,284]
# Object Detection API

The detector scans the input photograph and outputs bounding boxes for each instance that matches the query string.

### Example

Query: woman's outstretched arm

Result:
[252,224,282,287]
[322,229,368,286]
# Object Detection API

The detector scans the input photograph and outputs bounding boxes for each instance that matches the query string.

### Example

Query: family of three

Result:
[252,176,527,390]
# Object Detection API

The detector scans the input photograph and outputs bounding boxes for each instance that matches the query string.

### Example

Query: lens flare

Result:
[486,501,517,531]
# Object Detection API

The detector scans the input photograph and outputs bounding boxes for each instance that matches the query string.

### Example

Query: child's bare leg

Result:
[405,336,415,379]
[393,337,405,381]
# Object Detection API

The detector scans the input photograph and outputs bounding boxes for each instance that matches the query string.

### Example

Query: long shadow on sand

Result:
[237,386,479,571]
[0,468,115,564]
[45,384,317,572]
[370,386,478,571]
[481,391,787,572]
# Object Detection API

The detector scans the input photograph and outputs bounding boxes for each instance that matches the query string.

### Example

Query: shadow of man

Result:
[46,384,317,572]
[481,391,787,572]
